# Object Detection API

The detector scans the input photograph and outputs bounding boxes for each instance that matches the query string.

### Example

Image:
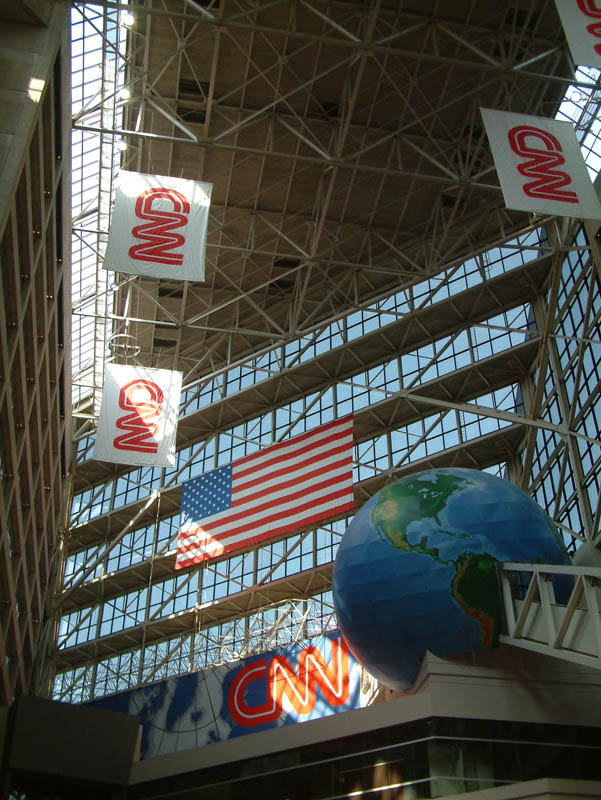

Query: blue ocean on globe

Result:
[333,467,571,692]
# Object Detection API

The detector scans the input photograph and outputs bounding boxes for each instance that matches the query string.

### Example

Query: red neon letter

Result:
[129,187,190,265]
[227,638,350,727]
[113,379,164,453]
[508,125,578,204]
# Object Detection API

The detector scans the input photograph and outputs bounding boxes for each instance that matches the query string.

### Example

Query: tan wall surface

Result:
[0,2,67,238]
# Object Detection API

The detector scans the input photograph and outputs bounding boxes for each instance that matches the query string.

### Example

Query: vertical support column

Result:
[518,238,564,491]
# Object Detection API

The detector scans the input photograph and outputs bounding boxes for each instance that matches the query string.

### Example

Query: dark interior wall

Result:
[5,695,140,797]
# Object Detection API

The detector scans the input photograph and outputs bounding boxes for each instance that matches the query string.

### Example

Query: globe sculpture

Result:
[332,467,570,692]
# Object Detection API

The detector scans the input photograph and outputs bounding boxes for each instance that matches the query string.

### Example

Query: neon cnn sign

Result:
[129,187,190,265]
[227,637,350,727]
[113,379,164,453]
[507,125,578,204]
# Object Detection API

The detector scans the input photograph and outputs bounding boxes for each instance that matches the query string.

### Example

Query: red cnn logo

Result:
[228,637,350,727]
[113,379,164,453]
[508,125,578,204]
[578,0,601,55]
[129,187,190,265]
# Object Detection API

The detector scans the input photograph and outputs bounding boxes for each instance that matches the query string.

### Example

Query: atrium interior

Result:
[2,0,601,798]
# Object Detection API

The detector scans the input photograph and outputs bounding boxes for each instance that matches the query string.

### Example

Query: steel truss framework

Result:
[54,0,601,701]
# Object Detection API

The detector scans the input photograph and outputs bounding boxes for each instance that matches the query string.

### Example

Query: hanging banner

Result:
[554,0,601,69]
[93,364,182,467]
[481,108,601,219]
[103,171,212,281]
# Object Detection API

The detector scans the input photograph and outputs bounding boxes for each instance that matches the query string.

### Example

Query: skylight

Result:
[68,5,601,427]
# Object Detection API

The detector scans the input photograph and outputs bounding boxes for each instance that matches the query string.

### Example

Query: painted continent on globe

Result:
[333,468,570,692]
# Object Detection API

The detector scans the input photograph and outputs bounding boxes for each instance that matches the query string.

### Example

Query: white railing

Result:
[500,562,601,669]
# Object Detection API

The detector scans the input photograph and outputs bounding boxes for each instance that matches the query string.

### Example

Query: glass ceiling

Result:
[71,3,125,414]
[69,2,601,428]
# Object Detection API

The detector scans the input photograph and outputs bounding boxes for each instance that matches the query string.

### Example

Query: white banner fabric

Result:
[103,171,212,281]
[480,108,601,219]
[554,0,601,69]
[93,364,183,467]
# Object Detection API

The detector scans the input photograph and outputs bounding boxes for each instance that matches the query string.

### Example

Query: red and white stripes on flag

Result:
[554,0,601,70]
[175,416,355,570]
[103,170,212,281]
[481,108,601,219]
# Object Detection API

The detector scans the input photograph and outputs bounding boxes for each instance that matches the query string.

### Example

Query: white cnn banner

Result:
[481,108,601,219]
[94,364,183,467]
[554,0,601,69]
[103,171,212,281]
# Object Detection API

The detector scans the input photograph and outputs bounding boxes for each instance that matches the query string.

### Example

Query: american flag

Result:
[175,416,354,570]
